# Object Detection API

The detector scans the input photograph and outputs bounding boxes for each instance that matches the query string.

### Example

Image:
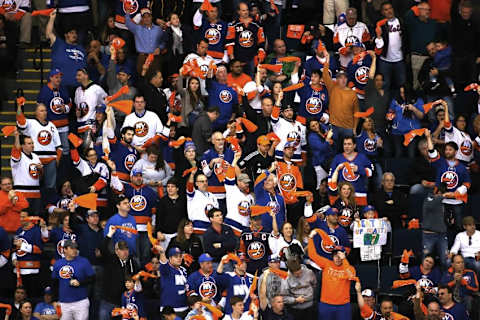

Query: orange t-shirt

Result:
[308,236,356,305]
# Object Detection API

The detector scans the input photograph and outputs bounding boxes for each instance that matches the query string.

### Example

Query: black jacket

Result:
[408,156,436,186]
[137,77,169,124]
[192,112,213,158]
[372,188,408,229]
[167,234,203,273]
[418,57,451,97]
[241,95,273,154]
[100,237,139,305]
[155,194,188,234]
[450,0,480,56]
[203,224,237,262]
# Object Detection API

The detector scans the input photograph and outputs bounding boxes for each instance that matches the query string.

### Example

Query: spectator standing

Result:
[52,240,95,320]
[203,208,237,265]
[103,195,138,255]
[131,146,173,194]
[126,8,166,74]
[165,13,194,76]
[323,0,349,25]
[166,219,203,274]
[206,65,238,131]
[177,75,206,131]
[192,106,220,157]
[53,0,92,45]
[265,39,296,87]
[282,260,316,319]
[238,135,275,182]
[408,139,436,196]
[404,2,438,90]
[0,177,28,234]
[46,10,86,93]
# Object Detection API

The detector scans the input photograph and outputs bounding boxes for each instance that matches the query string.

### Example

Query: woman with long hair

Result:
[355,117,383,188]
[270,220,304,268]
[165,13,194,76]
[178,75,205,132]
[166,219,203,273]
[131,145,173,194]
[8,301,39,320]
[332,181,359,231]
[295,216,311,250]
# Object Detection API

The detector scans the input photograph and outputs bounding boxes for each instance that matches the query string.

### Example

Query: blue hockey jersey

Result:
[217,271,254,314]
[207,80,238,129]
[159,262,188,312]
[200,147,235,197]
[121,289,146,318]
[37,82,71,130]
[199,18,228,60]
[52,255,95,303]
[104,213,138,254]
[124,183,158,231]
[306,215,350,262]
[346,54,372,97]
[187,269,226,303]
[14,224,46,273]
[296,78,329,122]
[253,171,286,233]
[49,227,77,261]
[109,137,138,183]
[356,131,380,158]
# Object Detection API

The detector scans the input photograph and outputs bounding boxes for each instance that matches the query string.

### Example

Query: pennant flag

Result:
[258,64,283,73]
[269,267,288,279]
[400,249,413,264]
[354,107,374,118]
[250,205,271,217]
[392,279,417,289]
[113,225,138,234]
[403,128,426,146]
[2,126,16,137]
[282,82,304,92]
[105,86,129,103]
[147,222,158,246]
[182,167,197,177]
[278,56,301,63]
[73,193,98,210]
[143,53,155,70]
[31,8,55,16]
[464,83,479,91]
[226,136,241,152]
[200,0,214,11]
[266,132,281,142]
[108,100,133,115]
[168,113,182,123]
[111,37,125,50]
[240,117,258,133]
[68,133,83,149]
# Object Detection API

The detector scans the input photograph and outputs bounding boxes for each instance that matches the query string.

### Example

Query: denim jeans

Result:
[42,160,57,190]
[423,232,449,270]
[89,265,103,320]
[98,300,117,320]
[377,59,406,91]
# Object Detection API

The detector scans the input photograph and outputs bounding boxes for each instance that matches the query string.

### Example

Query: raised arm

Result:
[368,51,376,79]
[46,10,57,45]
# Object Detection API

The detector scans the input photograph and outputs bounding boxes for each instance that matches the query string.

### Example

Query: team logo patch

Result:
[78,102,89,118]
[267,201,279,215]
[50,97,65,114]
[29,163,40,179]
[363,138,376,152]
[442,313,454,320]
[1,0,17,12]
[247,241,265,260]
[305,97,323,114]
[134,121,149,137]
[237,200,251,217]
[440,171,458,189]
[126,303,138,311]
[15,238,29,257]
[124,154,137,171]
[355,66,369,85]
[460,140,472,156]
[239,30,254,47]
[121,223,136,238]
[37,130,52,146]
[219,90,232,103]
[342,166,359,182]
[417,278,434,290]
[56,239,66,257]
[279,173,296,192]
[199,281,217,299]
[205,28,221,45]
[345,35,360,47]
[286,131,300,148]
[339,208,353,227]
[59,265,74,279]
[204,203,215,216]
[321,235,339,253]
[130,195,147,211]
[123,0,138,14]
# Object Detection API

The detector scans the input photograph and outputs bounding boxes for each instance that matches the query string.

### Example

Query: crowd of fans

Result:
[0,0,480,319]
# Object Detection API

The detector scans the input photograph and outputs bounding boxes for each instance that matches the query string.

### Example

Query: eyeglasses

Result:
[196,180,208,183]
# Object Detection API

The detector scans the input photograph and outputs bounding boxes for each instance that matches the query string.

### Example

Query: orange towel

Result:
[278,56,301,63]
[2,126,16,137]
[403,128,426,146]
[354,107,374,118]
[111,37,126,50]
[200,0,214,11]
[464,83,478,91]
[73,193,98,210]
[258,64,283,73]
[113,226,138,234]
[68,133,83,149]
[108,100,133,115]
[269,267,289,279]
[31,8,54,16]
[282,82,304,92]
[105,86,129,103]
[240,117,258,133]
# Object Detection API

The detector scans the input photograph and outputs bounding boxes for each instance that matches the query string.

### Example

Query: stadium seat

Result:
[355,263,379,290]
[467,194,480,222]
[408,193,426,221]
[383,158,411,186]
[379,265,399,292]
[392,229,423,259]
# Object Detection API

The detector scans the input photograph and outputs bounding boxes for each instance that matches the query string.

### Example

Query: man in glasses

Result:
[449,216,480,277]
[437,284,469,320]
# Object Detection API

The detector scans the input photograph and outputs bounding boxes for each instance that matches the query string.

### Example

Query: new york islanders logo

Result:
[134,121,149,137]
[29,163,40,179]
[77,102,89,118]
[124,154,137,171]
[339,208,353,227]
[15,238,29,257]
[239,30,254,47]
[237,200,251,217]
[417,278,434,291]
[286,131,300,148]
[123,0,138,14]
[321,235,339,253]
[121,223,136,238]
[50,97,65,114]
[440,170,458,189]
[267,201,279,215]
[205,28,221,45]
[355,66,369,85]
[247,241,265,260]
[345,35,360,47]
[1,0,17,12]
[442,313,454,320]
[199,281,217,299]
[342,166,359,182]
[130,195,147,211]
[204,203,216,216]
[57,239,66,257]
[37,130,52,146]
[363,138,376,152]
[279,173,296,192]
[305,97,323,114]
[460,140,472,156]
[219,90,232,103]
[59,265,74,279]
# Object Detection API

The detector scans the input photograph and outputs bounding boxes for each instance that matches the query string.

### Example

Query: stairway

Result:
[0,47,51,175]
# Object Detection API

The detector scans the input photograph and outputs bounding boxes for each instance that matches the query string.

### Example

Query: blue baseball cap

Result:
[284,141,296,149]
[268,255,280,263]
[130,168,143,177]
[116,65,133,76]
[95,104,106,113]
[44,286,53,295]
[49,68,63,77]
[352,41,365,49]
[184,140,196,152]
[362,205,376,214]
[167,246,183,257]
[325,207,338,216]
[199,253,213,263]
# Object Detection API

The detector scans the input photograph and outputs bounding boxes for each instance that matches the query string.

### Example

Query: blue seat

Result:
[467,194,480,222]
[392,229,423,259]
[383,158,411,186]
[408,193,426,221]
[355,263,379,290]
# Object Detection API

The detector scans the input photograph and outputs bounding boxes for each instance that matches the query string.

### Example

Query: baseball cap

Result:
[140,8,152,15]
[86,209,98,216]
[167,246,183,258]
[199,253,213,263]
[351,41,365,49]
[325,207,338,216]
[63,239,78,249]
[336,70,347,78]
[361,289,375,297]
[49,68,63,78]
[44,286,53,295]
[284,141,296,149]
[362,205,376,214]
[95,104,106,113]
[161,306,176,316]
[256,135,270,146]
[117,66,133,76]
[130,168,143,177]
[282,105,294,111]
[237,173,251,184]
[268,255,280,263]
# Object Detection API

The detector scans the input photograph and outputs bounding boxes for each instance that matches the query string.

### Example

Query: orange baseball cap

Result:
[257,135,270,145]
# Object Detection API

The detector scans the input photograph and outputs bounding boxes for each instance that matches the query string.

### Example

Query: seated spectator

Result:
[372,172,408,229]
[437,284,470,320]
[32,287,58,319]
[449,216,480,276]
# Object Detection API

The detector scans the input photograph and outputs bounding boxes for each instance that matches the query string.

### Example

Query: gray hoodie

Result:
[283,264,317,309]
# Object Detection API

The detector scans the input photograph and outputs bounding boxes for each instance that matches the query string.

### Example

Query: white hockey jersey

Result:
[11,147,42,198]
[224,170,254,235]
[122,110,170,147]
[333,21,370,68]
[271,114,306,163]
[186,182,219,234]
[17,117,61,164]
[445,123,473,163]
[74,83,107,133]
[183,53,215,96]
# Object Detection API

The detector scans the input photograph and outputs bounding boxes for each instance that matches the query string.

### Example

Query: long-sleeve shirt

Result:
[202,224,237,262]
[0,190,28,233]
[283,265,316,309]
[450,230,480,259]
[125,18,166,54]
[323,65,359,130]
[131,159,173,193]
[404,8,438,55]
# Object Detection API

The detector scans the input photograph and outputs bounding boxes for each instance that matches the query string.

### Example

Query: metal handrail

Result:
[32,44,45,87]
